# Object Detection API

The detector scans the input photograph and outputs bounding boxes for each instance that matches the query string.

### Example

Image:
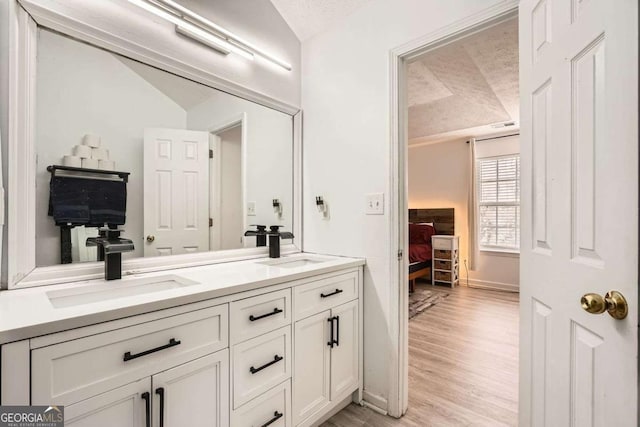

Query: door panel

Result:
[329,300,358,400]
[65,378,150,427]
[519,0,638,426]
[293,310,331,425]
[152,350,229,427]
[143,128,209,257]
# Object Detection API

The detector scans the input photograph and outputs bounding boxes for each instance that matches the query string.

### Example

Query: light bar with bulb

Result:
[128,0,292,71]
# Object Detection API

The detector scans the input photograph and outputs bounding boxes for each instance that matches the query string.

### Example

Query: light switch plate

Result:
[247,201,256,216]
[366,193,384,215]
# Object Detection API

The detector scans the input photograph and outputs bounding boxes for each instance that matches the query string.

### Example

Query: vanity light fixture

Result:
[127,0,233,56]
[127,0,292,70]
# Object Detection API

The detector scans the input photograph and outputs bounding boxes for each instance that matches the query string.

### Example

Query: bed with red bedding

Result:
[408,223,435,292]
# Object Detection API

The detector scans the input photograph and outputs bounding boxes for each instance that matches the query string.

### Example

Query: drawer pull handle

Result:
[123,338,181,362]
[250,355,284,374]
[261,411,284,427]
[249,307,283,322]
[141,392,150,427]
[320,288,343,298]
[155,387,165,427]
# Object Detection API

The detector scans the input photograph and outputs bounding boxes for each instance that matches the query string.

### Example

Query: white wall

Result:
[187,94,294,243]
[408,138,519,291]
[35,29,187,266]
[301,0,510,410]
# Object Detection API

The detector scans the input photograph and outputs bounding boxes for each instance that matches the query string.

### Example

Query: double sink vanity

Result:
[0,253,364,427]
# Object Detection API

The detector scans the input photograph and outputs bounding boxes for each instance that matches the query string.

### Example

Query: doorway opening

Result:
[209,123,245,251]
[207,112,248,252]
[388,3,521,423]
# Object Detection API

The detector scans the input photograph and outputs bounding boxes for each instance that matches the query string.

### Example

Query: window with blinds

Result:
[478,155,520,251]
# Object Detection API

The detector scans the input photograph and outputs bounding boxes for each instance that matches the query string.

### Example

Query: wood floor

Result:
[322,283,519,427]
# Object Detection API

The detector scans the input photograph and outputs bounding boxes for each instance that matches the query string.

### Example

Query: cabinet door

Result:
[330,300,359,400]
[152,350,229,427]
[65,378,150,427]
[293,310,331,425]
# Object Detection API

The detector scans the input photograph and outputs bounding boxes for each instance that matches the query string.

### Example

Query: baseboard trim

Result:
[362,390,388,414]
[465,278,519,293]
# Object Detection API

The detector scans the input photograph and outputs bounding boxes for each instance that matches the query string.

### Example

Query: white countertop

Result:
[0,253,364,344]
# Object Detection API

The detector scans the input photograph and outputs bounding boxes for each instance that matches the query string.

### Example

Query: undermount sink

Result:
[257,256,327,269]
[47,275,199,308]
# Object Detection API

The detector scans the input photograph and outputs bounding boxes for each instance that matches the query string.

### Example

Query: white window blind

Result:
[478,155,520,251]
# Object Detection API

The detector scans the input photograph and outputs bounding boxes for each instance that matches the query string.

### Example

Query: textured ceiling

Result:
[269,0,371,41]
[408,18,519,144]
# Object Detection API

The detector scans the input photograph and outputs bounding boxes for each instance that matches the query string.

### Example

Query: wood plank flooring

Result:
[322,283,519,427]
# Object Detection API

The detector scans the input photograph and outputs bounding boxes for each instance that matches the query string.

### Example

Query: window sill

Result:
[480,247,520,258]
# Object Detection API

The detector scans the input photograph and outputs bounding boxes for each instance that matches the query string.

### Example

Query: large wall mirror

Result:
[35,28,295,267]
[4,5,302,289]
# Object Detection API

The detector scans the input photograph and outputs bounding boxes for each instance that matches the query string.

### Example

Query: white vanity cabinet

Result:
[1,264,363,427]
[293,272,360,426]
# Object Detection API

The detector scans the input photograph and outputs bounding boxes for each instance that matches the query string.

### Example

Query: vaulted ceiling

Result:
[269,0,371,41]
[408,18,519,144]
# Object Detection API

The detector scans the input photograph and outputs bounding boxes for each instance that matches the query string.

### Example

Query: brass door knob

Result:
[581,291,628,320]
[146,235,155,243]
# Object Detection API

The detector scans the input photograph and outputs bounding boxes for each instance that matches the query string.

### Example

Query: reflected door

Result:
[519,0,637,425]
[143,128,209,256]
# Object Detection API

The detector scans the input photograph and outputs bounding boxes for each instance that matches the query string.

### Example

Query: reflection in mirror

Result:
[35,28,294,267]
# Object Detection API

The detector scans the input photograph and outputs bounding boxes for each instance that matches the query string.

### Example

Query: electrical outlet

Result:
[365,193,384,215]
[247,201,256,216]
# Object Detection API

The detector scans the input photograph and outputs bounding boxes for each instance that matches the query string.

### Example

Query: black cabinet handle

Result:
[249,307,283,322]
[335,315,340,347]
[250,355,283,374]
[320,289,343,298]
[155,387,165,427]
[123,338,181,362]
[141,392,150,427]
[327,317,335,348]
[261,411,284,427]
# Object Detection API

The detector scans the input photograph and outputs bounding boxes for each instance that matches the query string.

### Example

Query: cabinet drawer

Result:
[434,271,452,282]
[230,289,291,345]
[232,326,291,409]
[432,238,452,250]
[232,380,290,427]
[294,272,358,320]
[433,260,452,270]
[32,304,228,406]
[433,249,451,260]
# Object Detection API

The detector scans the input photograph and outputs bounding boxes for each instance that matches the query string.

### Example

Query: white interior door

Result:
[143,128,209,257]
[519,1,638,426]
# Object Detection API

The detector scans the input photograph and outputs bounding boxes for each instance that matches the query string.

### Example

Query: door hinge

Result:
[209,218,213,227]
[397,249,403,261]
[209,149,213,159]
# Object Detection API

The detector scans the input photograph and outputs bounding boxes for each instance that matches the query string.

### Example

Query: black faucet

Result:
[244,225,268,247]
[87,227,135,280]
[244,225,294,258]
[266,225,294,258]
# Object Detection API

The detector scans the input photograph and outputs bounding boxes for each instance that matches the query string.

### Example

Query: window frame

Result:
[477,153,521,253]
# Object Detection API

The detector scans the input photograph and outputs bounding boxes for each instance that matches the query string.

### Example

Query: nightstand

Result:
[431,235,460,287]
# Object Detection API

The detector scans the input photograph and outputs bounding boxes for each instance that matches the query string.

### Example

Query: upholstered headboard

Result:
[408,208,455,235]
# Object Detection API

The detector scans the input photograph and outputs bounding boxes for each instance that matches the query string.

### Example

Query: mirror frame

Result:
[6,1,302,289]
